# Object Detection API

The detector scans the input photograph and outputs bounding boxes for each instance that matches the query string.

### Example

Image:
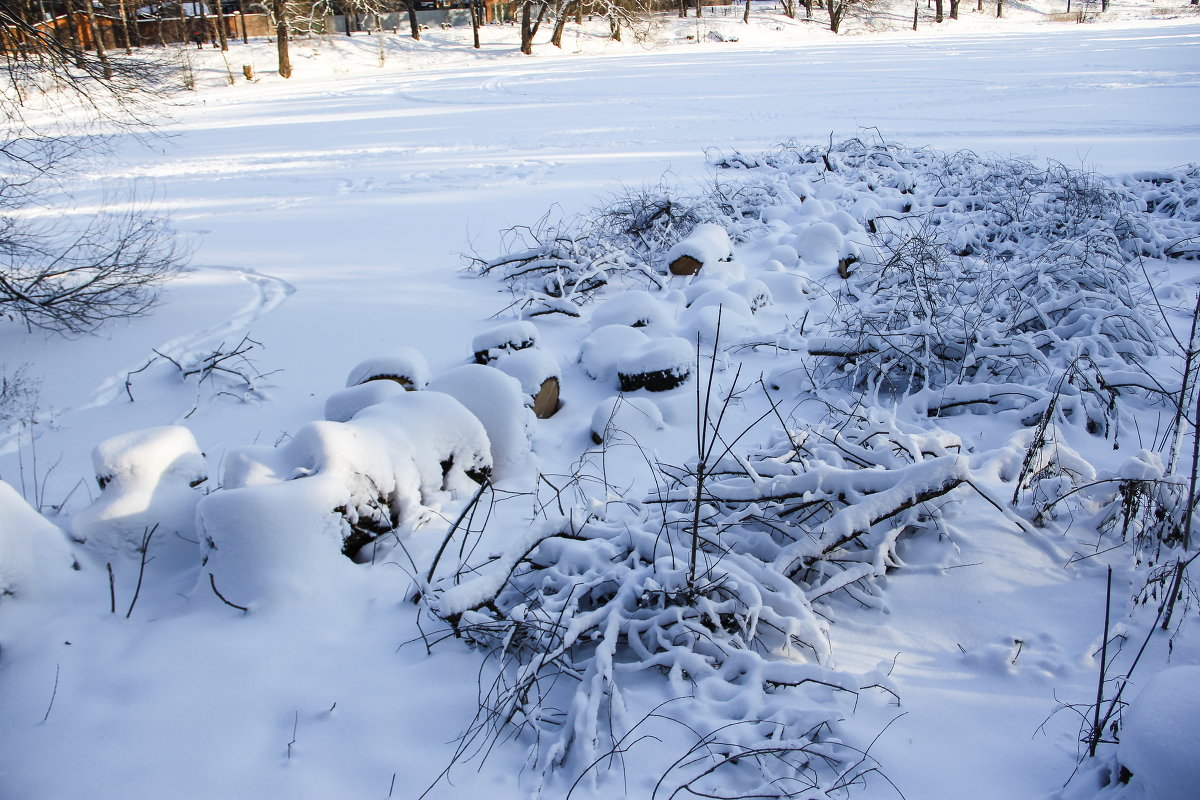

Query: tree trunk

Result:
[550,1,572,47]
[949,0,959,19]
[82,0,113,78]
[519,1,548,55]
[63,2,87,68]
[743,0,750,23]
[996,0,1002,16]
[913,2,918,29]
[520,1,533,53]
[470,0,481,47]
[239,0,249,44]
[407,0,421,40]
[935,0,943,21]
[609,13,620,40]
[115,0,134,53]
[274,0,291,78]
[827,0,842,33]
[679,0,687,18]
[214,0,230,50]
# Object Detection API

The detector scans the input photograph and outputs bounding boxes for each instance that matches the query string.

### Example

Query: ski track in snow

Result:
[0,265,295,455]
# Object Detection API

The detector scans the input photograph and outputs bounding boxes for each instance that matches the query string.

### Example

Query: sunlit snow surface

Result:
[1,11,1198,800]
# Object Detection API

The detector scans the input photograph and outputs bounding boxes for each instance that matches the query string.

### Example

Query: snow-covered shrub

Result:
[0,480,76,601]
[717,139,1172,431]
[659,408,972,608]
[471,320,538,364]
[344,347,430,390]
[69,426,207,559]
[428,365,532,483]
[429,505,867,794]
[467,183,761,319]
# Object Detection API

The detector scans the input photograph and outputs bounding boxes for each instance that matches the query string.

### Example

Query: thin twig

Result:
[208,573,249,613]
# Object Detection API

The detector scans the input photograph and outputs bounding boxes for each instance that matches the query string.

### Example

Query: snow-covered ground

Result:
[2,4,1199,800]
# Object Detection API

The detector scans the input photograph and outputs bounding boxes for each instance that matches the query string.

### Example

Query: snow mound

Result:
[616,336,694,392]
[353,392,492,499]
[590,395,665,444]
[795,221,846,270]
[495,348,560,398]
[666,222,733,274]
[428,365,533,483]
[323,379,409,422]
[590,289,670,331]
[0,480,75,601]
[471,320,538,364]
[580,324,650,384]
[89,425,207,490]
[70,426,207,558]
[345,347,430,390]
[197,480,359,608]
[1117,665,1200,800]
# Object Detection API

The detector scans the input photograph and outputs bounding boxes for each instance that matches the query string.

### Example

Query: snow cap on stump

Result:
[666,222,733,276]
[345,347,430,390]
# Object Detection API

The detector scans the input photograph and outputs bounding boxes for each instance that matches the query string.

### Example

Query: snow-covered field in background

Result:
[2,5,1199,800]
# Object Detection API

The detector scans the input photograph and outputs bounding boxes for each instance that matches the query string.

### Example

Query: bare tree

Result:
[273,0,292,77]
[406,0,420,40]
[0,7,186,336]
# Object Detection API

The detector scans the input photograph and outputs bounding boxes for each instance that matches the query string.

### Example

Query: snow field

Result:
[1,8,1199,800]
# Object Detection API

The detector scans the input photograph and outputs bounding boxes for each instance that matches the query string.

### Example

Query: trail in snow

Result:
[0,265,294,456]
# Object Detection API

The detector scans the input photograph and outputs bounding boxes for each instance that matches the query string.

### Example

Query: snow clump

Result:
[0,480,75,601]
[324,379,408,422]
[1117,665,1200,800]
[69,426,207,558]
[472,320,538,364]
[590,396,665,444]
[665,222,733,274]
[579,324,650,384]
[589,289,670,330]
[345,347,430,390]
[428,365,533,483]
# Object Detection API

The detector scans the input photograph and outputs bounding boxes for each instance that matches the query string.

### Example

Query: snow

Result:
[494,347,560,399]
[1,6,1200,800]
[590,395,665,444]
[470,320,538,364]
[0,481,76,601]
[665,221,734,271]
[69,426,207,558]
[344,348,431,390]
[1117,666,1200,800]
[427,364,533,483]
[323,378,408,422]
[579,323,650,383]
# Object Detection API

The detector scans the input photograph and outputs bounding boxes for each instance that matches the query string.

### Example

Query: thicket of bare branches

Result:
[0,8,184,336]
